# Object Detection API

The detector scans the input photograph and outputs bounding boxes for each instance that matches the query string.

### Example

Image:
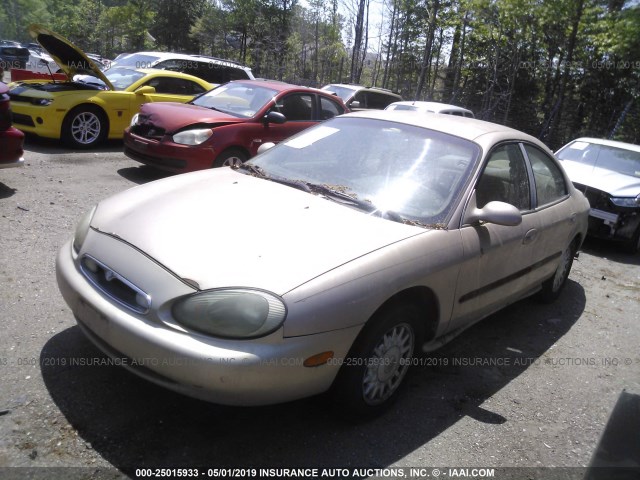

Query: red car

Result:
[124,80,348,172]
[0,82,24,168]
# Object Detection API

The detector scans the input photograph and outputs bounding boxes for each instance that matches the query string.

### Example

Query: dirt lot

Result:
[1,138,639,479]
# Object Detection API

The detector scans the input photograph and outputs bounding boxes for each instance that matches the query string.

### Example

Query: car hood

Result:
[90,168,424,294]
[560,160,640,197]
[27,24,114,90]
[138,102,246,132]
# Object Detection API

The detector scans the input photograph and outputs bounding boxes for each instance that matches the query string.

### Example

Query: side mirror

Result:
[135,85,156,95]
[463,191,522,227]
[349,100,361,109]
[257,142,276,155]
[264,111,286,124]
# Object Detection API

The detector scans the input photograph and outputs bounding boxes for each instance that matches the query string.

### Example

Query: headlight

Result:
[73,205,97,253]
[172,289,287,339]
[32,98,53,106]
[610,195,640,207]
[130,113,139,127]
[172,128,213,146]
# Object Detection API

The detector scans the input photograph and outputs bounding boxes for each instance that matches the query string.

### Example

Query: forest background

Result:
[1,0,639,148]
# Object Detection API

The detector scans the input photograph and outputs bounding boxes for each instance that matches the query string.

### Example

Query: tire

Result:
[537,240,577,303]
[331,303,424,419]
[213,148,248,168]
[622,225,640,254]
[62,105,108,149]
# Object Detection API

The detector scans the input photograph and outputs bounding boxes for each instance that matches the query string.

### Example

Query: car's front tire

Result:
[62,105,108,149]
[213,148,248,168]
[331,303,424,419]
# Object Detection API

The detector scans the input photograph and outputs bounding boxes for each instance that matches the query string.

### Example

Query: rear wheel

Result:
[331,303,424,419]
[213,148,247,168]
[62,106,108,149]
[537,240,577,303]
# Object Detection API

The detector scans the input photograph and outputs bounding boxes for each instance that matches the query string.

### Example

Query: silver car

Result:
[56,111,589,417]
[556,137,640,253]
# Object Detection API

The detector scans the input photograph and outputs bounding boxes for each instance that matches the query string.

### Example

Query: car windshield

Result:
[557,141,640,178]
[191,83,279,118]
[322,85,357,102]
[389,104,419,112]
[248,117,480,225]
[104,67,147,90]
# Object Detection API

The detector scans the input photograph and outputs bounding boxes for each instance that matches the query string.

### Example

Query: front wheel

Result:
[331,304,424,419]
[622,224,640,254]
[537,240,577,303]
[62,106,108,149]
[213,148,248,168]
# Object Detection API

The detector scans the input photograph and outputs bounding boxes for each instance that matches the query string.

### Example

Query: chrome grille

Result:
[80,255,151,314]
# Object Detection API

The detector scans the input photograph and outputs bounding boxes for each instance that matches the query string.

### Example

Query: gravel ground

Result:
[1,138,639,480]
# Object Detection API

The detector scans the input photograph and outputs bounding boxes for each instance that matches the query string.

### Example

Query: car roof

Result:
[344,109,551,152]
[387,101,473,114]
[562,137,640,153]
[228,79,331,94]
[122,51,251,69]
[122,68,214,85]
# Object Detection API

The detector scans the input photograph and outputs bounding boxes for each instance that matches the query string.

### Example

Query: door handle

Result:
[523,228,538,245]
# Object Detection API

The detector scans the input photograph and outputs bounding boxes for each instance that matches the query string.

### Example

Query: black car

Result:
[0,43,30,71]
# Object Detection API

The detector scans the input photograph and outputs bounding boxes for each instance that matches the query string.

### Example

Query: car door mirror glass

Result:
[264,111,286,124]
[464,192,522,226]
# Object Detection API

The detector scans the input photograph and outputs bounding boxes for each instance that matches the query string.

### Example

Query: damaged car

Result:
[556,137,640,253]
[124,79,348,172]
[57,111,589,417]
[8,25,213,148]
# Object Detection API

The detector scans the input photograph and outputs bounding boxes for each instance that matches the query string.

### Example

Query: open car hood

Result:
[28,24,114,90]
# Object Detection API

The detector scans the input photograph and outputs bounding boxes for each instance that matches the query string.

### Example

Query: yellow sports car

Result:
[9,25,213,148]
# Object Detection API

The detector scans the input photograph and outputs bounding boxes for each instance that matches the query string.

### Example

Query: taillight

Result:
[0,93,12,131]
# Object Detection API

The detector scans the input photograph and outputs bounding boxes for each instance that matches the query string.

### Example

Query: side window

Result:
[476,144,531,211]
[366,92,397,109]
[524,145,567,206]
[143,77,205,95]
[319,96,345,120]
[276,94,313,121]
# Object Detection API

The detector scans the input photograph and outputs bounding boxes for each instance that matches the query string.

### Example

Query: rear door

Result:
[520,143,575,285]
[450,142,538,329]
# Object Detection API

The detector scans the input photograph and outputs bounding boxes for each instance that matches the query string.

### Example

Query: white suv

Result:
[110,52,254,85]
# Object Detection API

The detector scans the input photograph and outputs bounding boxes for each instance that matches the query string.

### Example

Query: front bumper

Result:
[56,236,359,405]
[587,207,640,242]
[9,103,62,139]
[123,128,216,173]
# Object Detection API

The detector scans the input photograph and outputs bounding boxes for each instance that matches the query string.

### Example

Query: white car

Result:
[57,111,589,417]
[556,137,640,253]
[25,48,58,73]
[385,101,475,118]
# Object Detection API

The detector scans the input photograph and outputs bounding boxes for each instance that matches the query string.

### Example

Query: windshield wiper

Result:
[305,183,435,228]
[234,164,311,193]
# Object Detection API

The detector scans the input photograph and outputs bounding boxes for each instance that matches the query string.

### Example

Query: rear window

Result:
[0,47,29,57]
